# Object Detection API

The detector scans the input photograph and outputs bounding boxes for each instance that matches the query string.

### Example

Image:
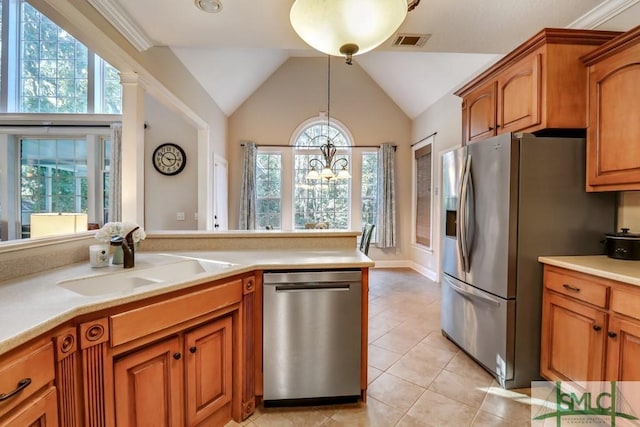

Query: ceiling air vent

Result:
[392,33,431,48]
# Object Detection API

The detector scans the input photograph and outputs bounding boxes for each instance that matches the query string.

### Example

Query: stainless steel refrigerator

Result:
[441,133,615,389]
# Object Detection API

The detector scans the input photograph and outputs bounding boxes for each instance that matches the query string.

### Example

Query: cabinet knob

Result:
[608,331,618,339]
[189,346,197,354]
[173,352,182,360]
[488,126,494,131]
[593,325,602,331]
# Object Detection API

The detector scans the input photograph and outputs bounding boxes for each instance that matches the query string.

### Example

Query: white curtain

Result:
[376,143,396,248]
[108,122,122,222]
[238,141,257,230]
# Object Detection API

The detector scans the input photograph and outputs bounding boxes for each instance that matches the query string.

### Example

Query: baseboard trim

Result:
[370,260,439,282]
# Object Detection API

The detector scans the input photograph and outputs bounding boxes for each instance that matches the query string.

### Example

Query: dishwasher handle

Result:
[273,283,352,292]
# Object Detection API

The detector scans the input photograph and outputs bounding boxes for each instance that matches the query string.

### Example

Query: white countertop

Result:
[538,255,640,286]
[0,249,373,355]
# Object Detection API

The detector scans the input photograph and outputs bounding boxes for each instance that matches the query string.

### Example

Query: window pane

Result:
[101,60,122,114]
[256,153,281,229]
[20,138,88,236]
[293,122,351,229]
[361,152,378,228]
[18,1,88,113]
[415,147,432,246]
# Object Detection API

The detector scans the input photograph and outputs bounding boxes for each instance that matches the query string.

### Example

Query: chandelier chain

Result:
[327,55,331,138]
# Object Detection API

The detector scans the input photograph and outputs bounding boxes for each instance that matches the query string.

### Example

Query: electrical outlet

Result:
[177,212,185,221]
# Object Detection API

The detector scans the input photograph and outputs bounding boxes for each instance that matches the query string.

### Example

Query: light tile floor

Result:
[227,268,537,426]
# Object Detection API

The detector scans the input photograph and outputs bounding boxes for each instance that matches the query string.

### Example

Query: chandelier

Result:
[290,0,409,64]
[307,56,351,181]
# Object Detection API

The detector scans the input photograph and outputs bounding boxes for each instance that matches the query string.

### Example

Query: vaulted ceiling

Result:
[92,0,640,118]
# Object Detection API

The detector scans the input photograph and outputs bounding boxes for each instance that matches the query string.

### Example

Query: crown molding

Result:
[566,0,640,29]
[87,0,154,51]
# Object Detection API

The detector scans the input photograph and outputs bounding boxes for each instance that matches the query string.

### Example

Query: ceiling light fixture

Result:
[307,56,351,181]
[195,0,222,13]
[290,0,409,65]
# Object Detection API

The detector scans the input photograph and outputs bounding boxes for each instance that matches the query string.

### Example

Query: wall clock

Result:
[152,143,186,176]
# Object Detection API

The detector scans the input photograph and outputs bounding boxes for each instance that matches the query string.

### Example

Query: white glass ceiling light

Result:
[195,0,222,13]
[290,0,408,64]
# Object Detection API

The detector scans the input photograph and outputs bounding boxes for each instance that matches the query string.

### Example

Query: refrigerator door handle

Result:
[465,157,475,270]
[455,156,466,272]
[459,154,472,272]
[444,275,502,306]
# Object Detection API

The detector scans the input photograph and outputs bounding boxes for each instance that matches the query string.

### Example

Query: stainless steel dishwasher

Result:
[263,270,362,403]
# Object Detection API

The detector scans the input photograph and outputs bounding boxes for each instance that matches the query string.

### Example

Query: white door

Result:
[213,155,228,230]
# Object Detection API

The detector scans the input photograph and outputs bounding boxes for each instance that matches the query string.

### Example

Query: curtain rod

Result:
[0,123,147,128]
[411,131,437,147]
[0,124,112,128]
[241,143,396,150]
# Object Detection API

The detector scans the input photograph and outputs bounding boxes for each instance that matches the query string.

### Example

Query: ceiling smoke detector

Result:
[392,33,431,47]
[195,0,222,13]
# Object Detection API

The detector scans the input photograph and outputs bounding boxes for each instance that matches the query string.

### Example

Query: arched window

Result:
[292,118,352,229]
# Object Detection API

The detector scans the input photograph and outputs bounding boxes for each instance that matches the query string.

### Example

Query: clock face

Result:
[153,143,186,176]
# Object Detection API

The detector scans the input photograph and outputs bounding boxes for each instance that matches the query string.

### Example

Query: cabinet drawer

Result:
[611,286,640,321]
[0,341,55,418]
[545,268,609,308]
[110,279,243,347]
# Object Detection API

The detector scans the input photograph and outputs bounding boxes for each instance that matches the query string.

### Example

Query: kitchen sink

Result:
[57,257,236,296]
[57,274,162,296]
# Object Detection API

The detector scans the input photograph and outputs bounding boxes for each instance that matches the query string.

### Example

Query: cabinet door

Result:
[185,316,233,426]
[586,46,640,191]
[606,316,640,381]
[1,386,58,427]
[114,337,183,427]
[497,52,541,133]
[540,291,607,386]
[463,81,496,144]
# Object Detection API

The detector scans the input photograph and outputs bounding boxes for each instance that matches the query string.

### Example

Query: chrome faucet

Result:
[110,226,139,269]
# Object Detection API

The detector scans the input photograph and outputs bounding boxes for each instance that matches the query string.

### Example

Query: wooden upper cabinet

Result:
[456,28,621,145]
[463,81,496,143]
[497,52,541,133]
[582,25,640,191]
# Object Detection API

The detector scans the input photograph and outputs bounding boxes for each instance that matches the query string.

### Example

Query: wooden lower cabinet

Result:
[185,316,233,426]
[114,337,184,426]
[0,339,58,426]
[1,386,58,427]
[606,315,640,381]
[541,264,640,384]
[540,292,606,385]
[114,316,234,427]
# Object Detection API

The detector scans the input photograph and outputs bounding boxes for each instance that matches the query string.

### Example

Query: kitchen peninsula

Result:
[0,230,373,426]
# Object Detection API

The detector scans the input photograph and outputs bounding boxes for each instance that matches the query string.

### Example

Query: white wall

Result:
[619,192,640,232]
[228,56,412,262]
[410,93,463,280]
[144,95,199,231]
